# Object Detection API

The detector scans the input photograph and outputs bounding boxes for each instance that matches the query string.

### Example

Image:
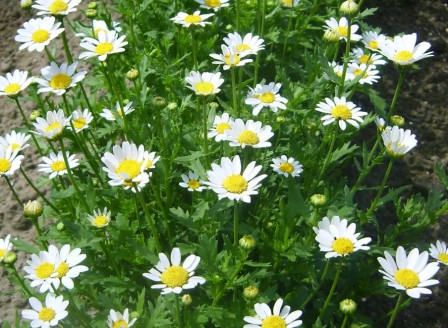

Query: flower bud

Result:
[340,299,357,314]
[390,115,405,127]
[152,96,166,109]
[29,110,41,122]
[310,194,326,207]
[88,1,98,9]
[239,235,256,251]
[126,68,139,81]
[130,311,140,320]
[24,200,43,218]
[324,29,340,42]
[56,222,65,231]
[181,294,192,305]
[225,24,233,31]
[85,9,98,18]
[209,102,220,111]
[243,286,259,300]
[3,252,18,265]
[167,102,178,111]
[276,116,286,123]
[20,0,33,9]
[340,1,359,15]
[375,117,386,132]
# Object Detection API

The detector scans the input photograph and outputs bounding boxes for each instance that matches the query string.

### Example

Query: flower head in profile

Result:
[350,47,387,66]
[108,308,137,328]
[210,44,253,70]
[281,0,301,7]
[323,17,362,42]
[0,70,34,98]
[76,19,122,38]
[33,0,81,16]
[223,32,265,56]
[225,119,274,149]
[21,293,69,327]
[245,82,288,116]
[101,141,150,191]
[378,246,439,298]
[38,151,79,179]
[375,117,386,132]
[195,0,230,11]
[171,11,214,28]
[143,247,206,295]
[87,208,112,228]
[0,234,13,263]
[244,298,303,328]
[205,155,267,203]
[208,112,233,142]
[0,131,30,152]
[35,62,86,95]
[0,148,24,177]
[429,241,448,266]
[68,108,94,132]
[15,16,64,52]
[100,102,135,122]
[180,171,207,192]
[313,216,371,258]
[346,63,381,85]
[315,96,367,130]
[362,30,387,51]
[271,156,303,178]
[33,109,68,140]
[185,71,224,96]
[142,151,160,171]
[79,30,128,61]
[379,33,433,65]
[381,126,417,158]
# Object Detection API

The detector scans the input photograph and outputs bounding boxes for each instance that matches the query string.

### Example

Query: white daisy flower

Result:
[208,112,234,142]
[243,298,303,328]
[32,109,68,140]
[101,141,150,191]
[245,82,288,116]
[76,20,122,38]
[23,248,59,293]
[429,241,448,265]
[34,62,86,96]
[362,30,387,51]
[323,17,362,42]
[226,119,274,149]
[379,33,433,66]
[347,63,381,85]
[32,0,81,16]
[185,71,224,96]
[0,148,24,177]
[179,171,207,192]
[381,126,417,158]
[143,247,206,295]
[280,0,301,7]
[195,0,230,11]
[271,156,303,178]
[378,246,440,298]
[21,294,69,327]
[68,108,94,132]
[87,207,112,228]
[0,130,31,152]
[142,151,160,170]
[0,234,13,263]
[313,216,371,258]
[49,244,88,290]
[0,70,34,97]
[223,32,265,56]
[38,151,79,179]
[171,11,214,28]
[100,102,135,122]
[315,96,367,130]
[204,155,267,203]
[375,117,386,131]
[350,47,387,66]
[210,44,253,70]
[79,30,128,62]
[15,16,64,52]
[108,308,137,328]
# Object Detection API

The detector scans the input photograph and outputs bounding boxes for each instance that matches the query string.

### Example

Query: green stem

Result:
[101,231,120,276]
[14,99,44,156]
[386,69,407,123]
[386,293,404,328]
[235,0,240,31]
[44,46,55,62]
[30,217,49,249]
[4,176,23,207]
[59,18,74,64]
[319,260,342,319]
[175,296,183,328]
[338,18,352,97]
[233,200,240,245]
[230,68,238,116]
[20,168,59,214]
[190,29,198,71]
[300,259,330,308]
[202,98,209,167]
[316,128,337,186]
[9,264,33,296]
[282,8,294,62]
[340,314,349,328]
[366,159,393,216]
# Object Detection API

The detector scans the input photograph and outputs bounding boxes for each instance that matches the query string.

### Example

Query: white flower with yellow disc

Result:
[208,112,233,142]
[210,44,253,70]
[223,32,265,56]
[35,62,86,96]
[362,30,387,52]
[381,126,417,158]
[87,208,112,228]
[226,119,273,149]
[108,308,137,328]
[350,47,387,66]
[21,293,69,328]
[0,234,13,263]
[32,0,81,16]
[429,240,448,266]
[171,11,214,28]
[100,102,135,122]
[49,244,88,290]
[185,71,224,96]
[68,108,93,132]
[0,70,34,97]
[379,33,433,66]
[179,171,207,192]
[142,150,160,171]
[245,82,288,116]
[0,147,24,177]
[315,96,367,130]
[0,131,30,152]
[346,63,380,85]
[15,16,64,52]
[38,151,79,179]
[195,0,230,11]
[243,298,303,328]
[271,156,303,178]
[323,17,362,42]
[32,109,68,140]
[79,30,128,62]
[23,248,59,293]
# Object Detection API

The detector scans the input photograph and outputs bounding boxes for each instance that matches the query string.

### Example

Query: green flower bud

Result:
[324,29,340,42]
[225,24,233,31]
[56,222,65,231]
[390,115,405,127]
[126,68,139,81]
[239,235,256,251]
[243,286,259,300]
[276,116,286,123]
[130,311,140,320]
[167,102,178,111]
[152,96,166,109]
[340,299,357,314]
[88,2,98,9]
[24,200,43,218]
[181,294,192,305]
[30,110,41,122]
[85,9,98,18]
[20,0,33,9]
[340,1,359,15]
[3,252,18,265]
[310,194,327,207]
[209,102,220,111]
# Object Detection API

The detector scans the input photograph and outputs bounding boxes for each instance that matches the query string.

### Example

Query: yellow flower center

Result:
[35,262,55,279]
[116,159,141,180]
[394,50,413,62]
[224,54,240,66]
[195,82,215,95]
[45,121,62,133]
[184,15,202,24]
[222,174,248,194]
[261,315,287,328]
[56,261,69,278]
[50,73,72,90]
[216,122,231,134]
[50,160,66,172]
[336,26,348,38]
[38,307,56,322]
[32,29,50,43]
[187,179,201,190]
[113,319,128,328]
[4,83,21,95]
[0,249,6,258]
[93,215,109,227]
[11,143,20,151]
[353,69,368,78]
[73,117,86,130]
[161,265,189,288]
[279,162,294,173]
[259,92,275,103]
[0,158,12,174]
[332,237,354,255]
[237,130,259,145]
[359,54,373,64]
[331,105,352,120]
[438,253,448,264]
[394,269,420,289]
[205,0,221,7]
[368,40,379,49]
[282,0,293,6]
[95,42,114,55]
[236,44,251,52]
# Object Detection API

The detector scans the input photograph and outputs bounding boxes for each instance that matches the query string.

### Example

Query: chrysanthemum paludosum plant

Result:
[0,0,447,327]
